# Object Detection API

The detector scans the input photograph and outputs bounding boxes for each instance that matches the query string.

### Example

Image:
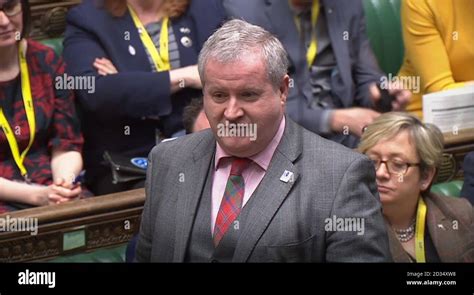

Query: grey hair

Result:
[198,19,289,89]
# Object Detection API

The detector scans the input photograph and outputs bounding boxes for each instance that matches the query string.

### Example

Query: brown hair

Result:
[103,0,189,19]
[182,97,203,134]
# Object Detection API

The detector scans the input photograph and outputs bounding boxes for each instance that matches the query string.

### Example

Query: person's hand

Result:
[169,65,202,92]
[369,82,411,111]
[330,107,381,137]
[93,57,118,76]
[54,176,78,190]
[33,183,82,206]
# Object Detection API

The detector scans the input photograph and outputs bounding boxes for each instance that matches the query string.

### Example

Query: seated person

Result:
[223,0,411,148]
[461,152,474,205]
[358,112,474,262]
[398,0,474,118]
[182,97,210,134]
[63,0,226,195]
[0,0,85,213]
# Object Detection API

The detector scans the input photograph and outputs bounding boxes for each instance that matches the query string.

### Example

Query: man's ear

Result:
[420,166,436,191]
[279,74,290,105]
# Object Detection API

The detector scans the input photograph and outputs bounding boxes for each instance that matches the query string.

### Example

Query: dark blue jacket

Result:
[63,0,225,185]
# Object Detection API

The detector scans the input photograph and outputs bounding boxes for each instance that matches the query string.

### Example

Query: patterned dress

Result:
[0,40,84,213]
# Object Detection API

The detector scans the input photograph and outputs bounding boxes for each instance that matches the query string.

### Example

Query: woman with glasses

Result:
[0,0,85,212]
[358,112,473,262]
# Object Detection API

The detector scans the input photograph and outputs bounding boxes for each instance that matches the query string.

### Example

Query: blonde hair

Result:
[358,112,444,177]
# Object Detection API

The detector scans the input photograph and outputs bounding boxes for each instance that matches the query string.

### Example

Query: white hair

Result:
[198,19,289,89]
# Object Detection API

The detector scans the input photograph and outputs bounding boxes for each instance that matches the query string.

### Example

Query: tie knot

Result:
[230,157,252,176]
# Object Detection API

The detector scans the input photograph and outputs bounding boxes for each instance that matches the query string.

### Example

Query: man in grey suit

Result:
[223,0,411,148]
[136,19,391,262]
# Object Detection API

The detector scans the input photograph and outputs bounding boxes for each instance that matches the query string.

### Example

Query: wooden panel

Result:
[439,129,474,182]
[29,0,82,40]
[0,189,145,262]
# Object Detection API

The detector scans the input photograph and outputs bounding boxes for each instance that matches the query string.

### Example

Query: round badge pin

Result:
[180,36,192,48]
[131,157,148,169]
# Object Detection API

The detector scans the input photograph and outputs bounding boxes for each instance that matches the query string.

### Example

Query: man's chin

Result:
[218,137,256,156]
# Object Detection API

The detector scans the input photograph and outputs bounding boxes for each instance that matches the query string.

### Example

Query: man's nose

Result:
[223,97,244,120]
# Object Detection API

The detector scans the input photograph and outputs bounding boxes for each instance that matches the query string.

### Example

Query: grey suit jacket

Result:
[136,118,391,262]
[223,0,384,146]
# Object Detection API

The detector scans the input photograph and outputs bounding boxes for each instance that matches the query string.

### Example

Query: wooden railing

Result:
[440,129,474,182]
[0,189,145,262]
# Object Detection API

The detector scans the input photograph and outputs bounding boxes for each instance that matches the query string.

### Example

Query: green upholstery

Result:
[46,244,127,263]
[40,37,64,56]
[363,0,404,75]
[431,181,464,198]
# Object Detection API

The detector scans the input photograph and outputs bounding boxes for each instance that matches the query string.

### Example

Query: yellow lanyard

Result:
[293,0,320,67]
[128,6,170,72]
[415,197,428,263]
[0,39,36,182]
[306,0,320,68]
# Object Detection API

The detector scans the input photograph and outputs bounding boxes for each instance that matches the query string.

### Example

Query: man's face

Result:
[203,53,288,157]
[0,0,22,48]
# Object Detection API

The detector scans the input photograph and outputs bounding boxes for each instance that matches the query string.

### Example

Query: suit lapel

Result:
[114,11,200,71]
[233,118,302,262]
[425,196,463,262]
[173,132,216,262]
[106,10,154,72]
[171,17,199,67]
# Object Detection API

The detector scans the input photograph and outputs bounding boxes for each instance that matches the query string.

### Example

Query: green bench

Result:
[46,244,127,263]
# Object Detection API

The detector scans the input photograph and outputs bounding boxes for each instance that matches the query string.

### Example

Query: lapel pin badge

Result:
[180,36,192,48]
[180,27,190,34]
[280,170,294,183]
[128,45,136,56]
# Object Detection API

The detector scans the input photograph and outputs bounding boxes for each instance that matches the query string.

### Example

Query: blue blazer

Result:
[63,0,225,183]
[223,0,384,146]
[461,152,474,204]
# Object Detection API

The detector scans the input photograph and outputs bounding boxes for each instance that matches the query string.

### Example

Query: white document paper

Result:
[423,85,474,133]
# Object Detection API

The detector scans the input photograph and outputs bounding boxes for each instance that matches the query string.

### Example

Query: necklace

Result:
[393,218,416,243]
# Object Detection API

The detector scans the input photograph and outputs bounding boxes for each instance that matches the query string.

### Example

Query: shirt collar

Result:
[215,116,286,171]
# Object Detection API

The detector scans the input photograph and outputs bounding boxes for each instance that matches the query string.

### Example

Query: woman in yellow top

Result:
[398,0,474,118]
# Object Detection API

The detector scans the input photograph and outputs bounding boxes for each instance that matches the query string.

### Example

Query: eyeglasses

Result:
[0,0,21,17]
[368,157,420,176]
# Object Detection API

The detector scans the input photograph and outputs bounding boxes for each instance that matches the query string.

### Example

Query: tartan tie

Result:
[213,157,252,246]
